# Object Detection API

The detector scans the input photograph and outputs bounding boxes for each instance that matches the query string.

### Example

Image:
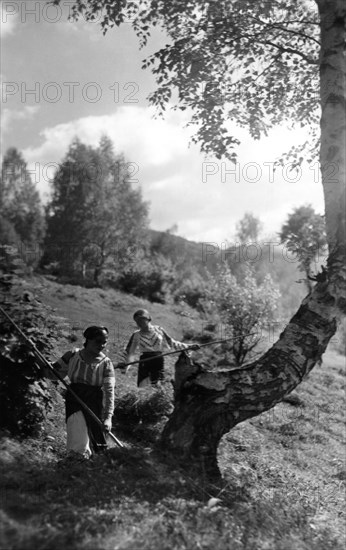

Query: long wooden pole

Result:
[0,306,124,449]
[118,332,259,368]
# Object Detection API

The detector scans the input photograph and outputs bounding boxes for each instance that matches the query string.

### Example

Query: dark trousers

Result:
[137,352,164,387]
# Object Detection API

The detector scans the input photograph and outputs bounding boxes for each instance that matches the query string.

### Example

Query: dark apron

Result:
[138,352,164,386]
[65,383,107,452]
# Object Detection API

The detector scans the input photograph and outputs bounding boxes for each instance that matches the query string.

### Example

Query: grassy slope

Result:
[0,275,345,550]
[29,274,201,364]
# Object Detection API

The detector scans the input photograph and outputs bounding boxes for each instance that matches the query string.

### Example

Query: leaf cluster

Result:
[0,247,60,436]
[205,262,281,365]
[280,204,327,277]
[236,212,263,244]
[117,250,176,303]
[0,148,45,264]
[60,0,321,161]
[42,136,149,285]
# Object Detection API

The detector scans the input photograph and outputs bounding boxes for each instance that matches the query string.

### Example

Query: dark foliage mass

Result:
[0,247,60,436]
[42,136,149,286]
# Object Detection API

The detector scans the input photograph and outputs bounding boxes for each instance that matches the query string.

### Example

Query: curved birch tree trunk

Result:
[161,0,346,479]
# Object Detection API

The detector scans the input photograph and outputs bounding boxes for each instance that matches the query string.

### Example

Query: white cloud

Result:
[24,105,192,166]
[2,105,40,133]
[0,6,18,37]
[22,107,325,242]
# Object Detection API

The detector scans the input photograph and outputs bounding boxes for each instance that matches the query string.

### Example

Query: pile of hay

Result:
[113,387,173,425]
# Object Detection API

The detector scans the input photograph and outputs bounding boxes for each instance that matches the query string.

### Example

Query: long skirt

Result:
[137,352,164,387]
[65,383,107,456]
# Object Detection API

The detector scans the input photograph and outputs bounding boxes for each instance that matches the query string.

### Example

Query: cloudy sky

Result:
[1,1,324,243]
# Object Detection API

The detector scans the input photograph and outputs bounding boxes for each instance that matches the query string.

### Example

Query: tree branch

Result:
[261,40,319,64]
[246,14,321,46]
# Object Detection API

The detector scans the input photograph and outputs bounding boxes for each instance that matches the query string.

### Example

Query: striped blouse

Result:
[124,324,188,363]
[55,349,115,419]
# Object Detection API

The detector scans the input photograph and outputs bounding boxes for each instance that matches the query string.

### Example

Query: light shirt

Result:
[55,348,115,418]
[124,324,188,362]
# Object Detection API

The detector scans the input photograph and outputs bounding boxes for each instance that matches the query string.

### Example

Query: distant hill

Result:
[149,229,207,270]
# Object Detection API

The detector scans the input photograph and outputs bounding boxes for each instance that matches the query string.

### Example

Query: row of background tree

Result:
[3,135,345,394]
[0,136,327,317]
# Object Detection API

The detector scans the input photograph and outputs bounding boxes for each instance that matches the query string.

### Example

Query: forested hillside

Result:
[149,228,309,316]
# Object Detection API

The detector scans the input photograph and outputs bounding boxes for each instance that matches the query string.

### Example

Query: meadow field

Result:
[0,275,345,550]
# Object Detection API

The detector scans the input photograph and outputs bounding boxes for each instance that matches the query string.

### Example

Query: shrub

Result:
[172,270,212,310]
[203,262,281,366]
[0,355,51,437]
[116,253,176,303]
[0,246,59,436]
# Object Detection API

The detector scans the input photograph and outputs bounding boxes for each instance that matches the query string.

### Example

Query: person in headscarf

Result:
[48,326,115,459]
[118,309,199,388]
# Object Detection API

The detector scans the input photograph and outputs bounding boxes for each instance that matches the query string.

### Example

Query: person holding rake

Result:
[46,325,115,459]
[118,309,199,388]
